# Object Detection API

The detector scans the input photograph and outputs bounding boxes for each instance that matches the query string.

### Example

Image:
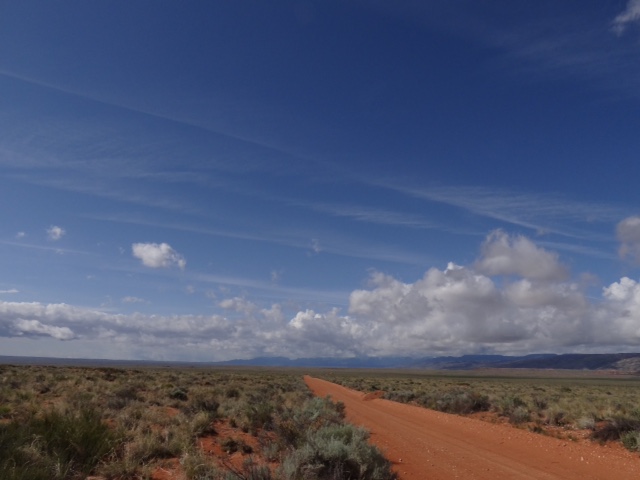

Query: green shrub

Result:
[169,387,189,401]
[0,406,117,480]
[383,390,416,403]
[181,450,219,480]
[545,408,567,426]
[509,406,530,424]
[246,402,274,433]
[280,424,395,480]
[274,397,345,448]
[592,416,640,442]
[621,430,640,452]
[496,395,527,417]
[189,392,220,415]
[434,390,490,414]
[237,457,273,480]
[576,416,596,430]
[226,387,240,399]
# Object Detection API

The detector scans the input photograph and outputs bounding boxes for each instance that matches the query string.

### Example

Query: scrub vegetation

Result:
[0,365,395,480]
[316,369,640,452]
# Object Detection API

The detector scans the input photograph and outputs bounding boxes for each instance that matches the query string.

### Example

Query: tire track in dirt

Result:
[304,376,640,480]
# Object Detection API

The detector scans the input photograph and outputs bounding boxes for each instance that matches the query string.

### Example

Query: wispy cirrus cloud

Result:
[536,241,617,261]
[298,202,439,230]
[7,172,204,216]
[373,181,625,240]
[390,1,640,99]
[87,213,433,266]
[0,69,311,175]
[190,271,349,306]
[0,240,91,256]
[612,0,640,35]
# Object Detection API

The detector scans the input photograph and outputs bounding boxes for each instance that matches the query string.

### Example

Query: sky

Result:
[1,0,640,361]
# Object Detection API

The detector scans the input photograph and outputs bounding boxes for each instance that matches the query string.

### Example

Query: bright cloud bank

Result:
[2,228,640,361]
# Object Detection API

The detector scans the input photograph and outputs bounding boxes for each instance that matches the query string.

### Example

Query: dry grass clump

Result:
[318,370,640,451]
[0,404,117,479]
[0,365,395,479]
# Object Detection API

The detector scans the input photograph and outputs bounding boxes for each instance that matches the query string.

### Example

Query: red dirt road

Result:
[304,376,640,480]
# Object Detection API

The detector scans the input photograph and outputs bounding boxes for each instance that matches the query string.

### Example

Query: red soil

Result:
[148,418,277,480]
[304,375,640,480]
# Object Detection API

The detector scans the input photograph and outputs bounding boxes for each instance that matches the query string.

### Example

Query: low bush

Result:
[274,396,345,449]
[592,416,640,443]
[621,430,640,452]
[383,390,416,403]
[426,389,490,414]
[170,387,189,401]
[0,406,117,480]
[0,366,396,479]
[280,424,395,480]
[509,406,531,425]
[245,402,275,433]
[180,449,219,479]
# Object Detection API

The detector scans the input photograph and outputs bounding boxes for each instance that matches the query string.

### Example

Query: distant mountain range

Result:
[2,353,640,372]
[213,353,640,371]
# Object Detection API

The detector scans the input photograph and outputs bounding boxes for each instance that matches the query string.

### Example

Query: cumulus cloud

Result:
[475,230,567,281]
[617,216,640,263]
[347,263,630,355]
[0,301,233,345]
[132,242,186,269]
[13,319,75,340]
[612,0,640,35]
[5,231,640,360]
[46,225,66,241]
[219,297,257,316]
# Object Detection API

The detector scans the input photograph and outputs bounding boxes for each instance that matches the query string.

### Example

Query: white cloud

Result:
[15,232,26,239]
[376,183,623,240]
[46,225,66,241]
[4,232,640,360]
[271,269,283,283]
[310,238,322,254]
[219,297,257,316]
[306,202,438,229]
[475,230,568,281]
[0,289,19,294]
[345,262,621,355]
[13,319,75,340]
[132,242,186,269]
[612,0,640,35]
[617,216,640,263]
[0,301,233,345]
[121,296,146,304]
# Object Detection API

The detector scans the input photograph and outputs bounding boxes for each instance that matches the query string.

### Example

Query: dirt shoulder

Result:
[304,375,640,480]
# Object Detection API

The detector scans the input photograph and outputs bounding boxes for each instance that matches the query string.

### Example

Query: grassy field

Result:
[0,365,395,480]
[314,368,640,451]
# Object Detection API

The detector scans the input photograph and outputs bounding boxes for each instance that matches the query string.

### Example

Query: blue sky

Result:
[2,0,640,361]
